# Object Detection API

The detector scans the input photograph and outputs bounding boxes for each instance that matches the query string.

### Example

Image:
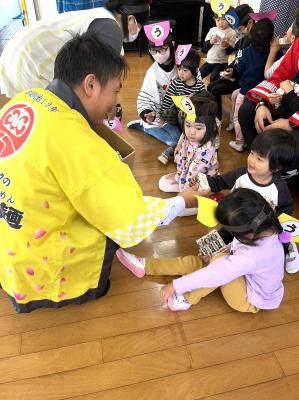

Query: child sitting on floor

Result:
[116,188,289,312]
[158,92,219,193]
[158,45,205,164]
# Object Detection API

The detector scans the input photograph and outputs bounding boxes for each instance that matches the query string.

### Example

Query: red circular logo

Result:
[0,103,35,158]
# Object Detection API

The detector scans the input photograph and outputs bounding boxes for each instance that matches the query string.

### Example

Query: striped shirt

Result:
[161,72,205,113]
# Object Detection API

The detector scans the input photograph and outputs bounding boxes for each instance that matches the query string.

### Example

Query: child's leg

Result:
[233,92,245,143]
[229,88,239,128]
[146,255,202,276]
[158,173,180,192]
[199,62,215,79]
[220,276,259,313]
[183,252,228,305]
[210,63,228,82]
[145,124,181,148]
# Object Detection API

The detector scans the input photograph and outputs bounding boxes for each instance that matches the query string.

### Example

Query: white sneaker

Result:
[226,122,234,131]
[158,146,174,165]
[286,242,299,274]
[115,249,145,278]
[229,140,247,152]
[127,119,142,129]
[167,294,191,311]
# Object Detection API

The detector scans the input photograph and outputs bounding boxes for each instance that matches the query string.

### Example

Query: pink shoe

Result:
[115,249,145,278]
[167,294,191,311]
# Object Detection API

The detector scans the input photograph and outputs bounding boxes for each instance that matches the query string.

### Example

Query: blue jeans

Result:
[132,122,181,148]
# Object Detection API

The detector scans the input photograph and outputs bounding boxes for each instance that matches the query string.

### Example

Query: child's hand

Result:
[280,80,294,95]
[210,35,218,45]
[220,38,229,48]
[159,117,165,127]
[174,144,181,156]
[144,111,156,124]
[268,93,282,106]
[270,36,281,54]
[160,282,175,303]
[222,68,233,80]
[198,250,212,264]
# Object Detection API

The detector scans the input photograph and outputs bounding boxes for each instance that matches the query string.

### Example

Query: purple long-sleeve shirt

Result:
[173,235,285,309]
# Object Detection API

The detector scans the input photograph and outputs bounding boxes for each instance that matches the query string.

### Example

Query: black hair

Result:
[54,32,128,88]
[183,91,218,146]
[291,9,299,37]
[249,18,274,52]
[106,0,150,39]
[179,48,200,77]
[216,188,284,246]
[250,129,298,172]
[235,4,254,27]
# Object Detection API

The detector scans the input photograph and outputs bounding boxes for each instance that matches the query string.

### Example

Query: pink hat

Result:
[249,11,278,22]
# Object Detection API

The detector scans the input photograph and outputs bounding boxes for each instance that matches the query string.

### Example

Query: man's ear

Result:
[83,74,97,97]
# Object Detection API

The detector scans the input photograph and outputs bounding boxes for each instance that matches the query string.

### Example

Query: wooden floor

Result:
[0,52,299,400]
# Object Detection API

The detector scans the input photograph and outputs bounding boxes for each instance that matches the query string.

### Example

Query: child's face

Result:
[247,151,272,180]
[184,119,206,143]
[215,17,229,30]
[177,65,193,83]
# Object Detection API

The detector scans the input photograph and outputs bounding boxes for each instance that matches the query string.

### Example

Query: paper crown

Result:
[143,20,170,46]
[211,0,231,17]
[171,95,196,122]
[196,196,219,227]
[249,11,278,22]
[224,10,239,29]
[175,44,192,65]
[279,213,299,243]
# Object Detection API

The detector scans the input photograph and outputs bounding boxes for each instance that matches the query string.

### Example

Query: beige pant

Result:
[146,254,259,313]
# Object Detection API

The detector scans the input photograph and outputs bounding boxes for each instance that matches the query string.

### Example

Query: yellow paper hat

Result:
[279,213,299,243]
[171,95,196,122]
[195,196,219,227]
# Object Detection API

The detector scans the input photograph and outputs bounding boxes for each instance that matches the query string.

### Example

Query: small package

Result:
[197,173,210,190]
[196,229,226,257]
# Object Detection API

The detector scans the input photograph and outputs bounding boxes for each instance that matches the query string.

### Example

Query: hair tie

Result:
[278,231,292,243]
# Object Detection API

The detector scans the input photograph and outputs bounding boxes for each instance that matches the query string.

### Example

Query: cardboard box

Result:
[94,123,135,169]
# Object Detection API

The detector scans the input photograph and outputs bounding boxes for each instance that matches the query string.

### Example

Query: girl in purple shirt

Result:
[116,188,288,312]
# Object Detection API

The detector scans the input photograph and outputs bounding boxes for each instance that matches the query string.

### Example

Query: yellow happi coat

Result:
[0,88,165,309]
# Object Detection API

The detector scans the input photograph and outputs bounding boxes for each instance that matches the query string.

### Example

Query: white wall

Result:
[33,0,58,20]
[231,0,261,12]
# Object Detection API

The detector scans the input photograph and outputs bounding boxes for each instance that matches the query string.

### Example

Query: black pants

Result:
[238,98,299,177]
[200,62,228,82]
[208,78,240,120]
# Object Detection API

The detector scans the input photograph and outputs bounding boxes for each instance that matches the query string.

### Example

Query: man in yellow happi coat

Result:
[0,32,196,313]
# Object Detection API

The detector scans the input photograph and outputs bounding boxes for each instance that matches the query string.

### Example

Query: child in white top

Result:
[200,15,236,81]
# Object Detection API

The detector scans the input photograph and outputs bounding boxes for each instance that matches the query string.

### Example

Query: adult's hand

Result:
[254,105,273,133]
[179,188,199,208]
[264,118,292,131]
